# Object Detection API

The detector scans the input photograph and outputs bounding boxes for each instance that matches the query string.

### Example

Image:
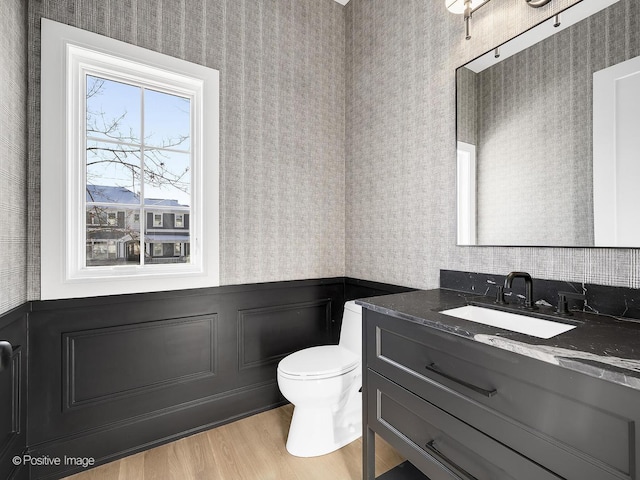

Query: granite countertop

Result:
[356,288,640,391]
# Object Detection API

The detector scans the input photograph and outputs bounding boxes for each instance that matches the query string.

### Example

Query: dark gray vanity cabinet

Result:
[362,308,640,480]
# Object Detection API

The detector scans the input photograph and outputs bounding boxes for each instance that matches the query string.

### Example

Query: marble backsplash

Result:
[441,269,640,321]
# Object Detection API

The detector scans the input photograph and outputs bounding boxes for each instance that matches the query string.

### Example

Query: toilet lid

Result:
[278,345,359,379]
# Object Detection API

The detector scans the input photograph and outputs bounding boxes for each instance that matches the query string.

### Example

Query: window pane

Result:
[144,215,189,264]
[86,206,141,267]
[144,89,190,150]
[86,140,141,203]
[143,150,191,207]
[86,75,141,143]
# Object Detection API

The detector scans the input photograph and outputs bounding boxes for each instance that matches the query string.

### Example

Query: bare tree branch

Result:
[86,77,191,198]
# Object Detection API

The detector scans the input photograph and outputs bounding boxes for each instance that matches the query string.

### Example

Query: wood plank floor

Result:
[63,404,404,480]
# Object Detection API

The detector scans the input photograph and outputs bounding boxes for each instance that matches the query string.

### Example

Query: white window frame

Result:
[41,19,219,300]
[175,213,184,228]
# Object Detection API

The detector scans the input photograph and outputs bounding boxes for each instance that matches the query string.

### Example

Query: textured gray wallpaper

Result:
[27,0,345,299]
[19,0,640,302]
[456,67,476,146]
[346,0,640,289]
[0,0,27,315]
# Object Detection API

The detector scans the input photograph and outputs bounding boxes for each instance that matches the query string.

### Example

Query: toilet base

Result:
[285,394,362,457]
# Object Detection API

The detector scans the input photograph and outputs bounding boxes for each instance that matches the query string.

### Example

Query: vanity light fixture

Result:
[526,0,552,7]
[553,14,561,27]
[447,0,553,40]
[445,0,491,40]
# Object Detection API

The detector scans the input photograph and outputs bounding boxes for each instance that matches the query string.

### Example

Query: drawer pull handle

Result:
[424,440,478,480]
[425,363,497,398]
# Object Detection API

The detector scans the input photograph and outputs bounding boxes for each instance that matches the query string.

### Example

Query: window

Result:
[107,212,118,227]
[153,213,164,228]
[41,19,219,300]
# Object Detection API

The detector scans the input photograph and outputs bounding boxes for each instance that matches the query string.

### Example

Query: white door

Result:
[457,141,477,245]
[593,55,640,247]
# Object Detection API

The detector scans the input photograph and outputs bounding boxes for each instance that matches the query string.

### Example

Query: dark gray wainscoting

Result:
[24,277,410,479]
[0,304,29,480]
[344,277,414,306]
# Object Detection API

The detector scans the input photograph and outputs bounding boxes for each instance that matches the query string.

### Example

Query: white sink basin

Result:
[440,305,576,339]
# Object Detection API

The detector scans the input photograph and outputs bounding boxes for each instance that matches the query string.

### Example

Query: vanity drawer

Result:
[368,369,561,480]
[366,310,635,480]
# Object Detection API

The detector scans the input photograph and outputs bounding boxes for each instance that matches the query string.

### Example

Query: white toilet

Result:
[277,300,363,457]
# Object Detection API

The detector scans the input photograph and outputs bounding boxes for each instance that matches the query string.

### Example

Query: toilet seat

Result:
[278,345,359,380]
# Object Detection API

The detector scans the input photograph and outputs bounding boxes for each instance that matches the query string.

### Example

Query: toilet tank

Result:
[339,301,363,356]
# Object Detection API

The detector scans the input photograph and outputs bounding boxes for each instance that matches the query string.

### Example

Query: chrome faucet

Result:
[504,271,536,310]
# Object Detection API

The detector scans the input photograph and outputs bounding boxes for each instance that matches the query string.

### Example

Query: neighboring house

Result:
[86,185,190,266]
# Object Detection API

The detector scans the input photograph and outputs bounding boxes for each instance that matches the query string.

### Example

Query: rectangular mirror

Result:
[456,0,640,247]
